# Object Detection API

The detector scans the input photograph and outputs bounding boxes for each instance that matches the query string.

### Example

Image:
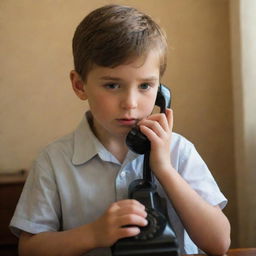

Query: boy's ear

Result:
[70,70,87,100]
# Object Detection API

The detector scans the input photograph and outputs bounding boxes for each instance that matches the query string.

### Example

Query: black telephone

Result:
[111,85,180,256]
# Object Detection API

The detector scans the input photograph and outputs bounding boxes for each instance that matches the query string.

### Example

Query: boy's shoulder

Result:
[35,113,94,166]
[170,132,197,164]
[171,132,194,149]
[38,113,88,156]
[46,132,74,151]
[36,132,75,162]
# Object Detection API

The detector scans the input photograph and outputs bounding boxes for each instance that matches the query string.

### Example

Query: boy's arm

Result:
[139,109,231,255]
[18,199,147,256]
[19,227,94,256]
[155,167,231,255]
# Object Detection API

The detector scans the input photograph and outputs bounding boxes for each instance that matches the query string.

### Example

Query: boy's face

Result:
[71,51,160,143]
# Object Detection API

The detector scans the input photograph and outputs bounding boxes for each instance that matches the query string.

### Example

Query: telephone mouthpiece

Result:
[126,127,150,154]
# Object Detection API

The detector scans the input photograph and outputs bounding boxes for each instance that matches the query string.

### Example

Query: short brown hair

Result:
[72,4,167,81]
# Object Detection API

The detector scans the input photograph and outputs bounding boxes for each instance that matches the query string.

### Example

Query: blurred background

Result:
[0,0,255,249]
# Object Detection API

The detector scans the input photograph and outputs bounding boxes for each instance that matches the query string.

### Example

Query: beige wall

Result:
[0,0,240,247]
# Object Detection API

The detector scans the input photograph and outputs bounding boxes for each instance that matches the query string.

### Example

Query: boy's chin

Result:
[117,127,133,138]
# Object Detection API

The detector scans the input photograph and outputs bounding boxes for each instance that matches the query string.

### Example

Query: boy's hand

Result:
[88,199,148,248]
[138,108,173,176]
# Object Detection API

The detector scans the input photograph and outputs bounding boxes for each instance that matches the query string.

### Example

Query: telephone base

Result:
[111,224,180,256]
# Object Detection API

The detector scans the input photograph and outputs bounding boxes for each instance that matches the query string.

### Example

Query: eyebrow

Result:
[99,76,159,82]
[100,76,122,81]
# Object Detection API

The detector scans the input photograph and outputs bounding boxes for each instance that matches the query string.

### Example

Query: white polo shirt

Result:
[10,111,227,255]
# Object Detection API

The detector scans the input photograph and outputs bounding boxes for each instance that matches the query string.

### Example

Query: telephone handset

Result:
[111,85,180,256]
[126,84,171,155]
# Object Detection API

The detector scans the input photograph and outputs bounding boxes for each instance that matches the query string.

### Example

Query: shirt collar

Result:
[72,111,140,166]
[72,112,95,165]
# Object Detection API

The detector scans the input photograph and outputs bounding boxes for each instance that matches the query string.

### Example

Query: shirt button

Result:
[121,172,126,178]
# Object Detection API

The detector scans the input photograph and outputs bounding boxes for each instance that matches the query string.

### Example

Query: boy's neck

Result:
[87,112,128,163]
[108,142,128,163]
[98,135,129,163]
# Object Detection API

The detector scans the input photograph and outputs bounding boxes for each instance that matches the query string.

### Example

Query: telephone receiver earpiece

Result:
[126,84,171,154]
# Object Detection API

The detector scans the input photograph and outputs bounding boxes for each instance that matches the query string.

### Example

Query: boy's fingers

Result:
[139,110,173,132]
[116,205,147,218]
[117,226,141,239]
[139,119,164,137]
[165,108,173,128]
[109,199,145,214]
[115,199,145,209]
[118,214,148,227]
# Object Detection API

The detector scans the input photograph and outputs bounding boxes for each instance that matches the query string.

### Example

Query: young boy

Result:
[10,4,230,256]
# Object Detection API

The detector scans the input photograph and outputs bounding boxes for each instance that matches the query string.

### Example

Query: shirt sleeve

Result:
[9,151,61,237]
[177,137,227,209]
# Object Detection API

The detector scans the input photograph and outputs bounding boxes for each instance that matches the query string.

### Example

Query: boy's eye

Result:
[104,83,120,89]
[139,83,151,90]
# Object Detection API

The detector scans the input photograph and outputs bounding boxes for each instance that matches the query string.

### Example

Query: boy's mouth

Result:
[116,118,137,126]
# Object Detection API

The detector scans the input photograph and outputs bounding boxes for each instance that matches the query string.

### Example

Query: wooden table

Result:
[225,248,256,256]
[186,248,256,256]
[228,248,256,256]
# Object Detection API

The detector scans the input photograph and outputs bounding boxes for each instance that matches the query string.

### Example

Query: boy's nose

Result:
[120,91,138,110]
